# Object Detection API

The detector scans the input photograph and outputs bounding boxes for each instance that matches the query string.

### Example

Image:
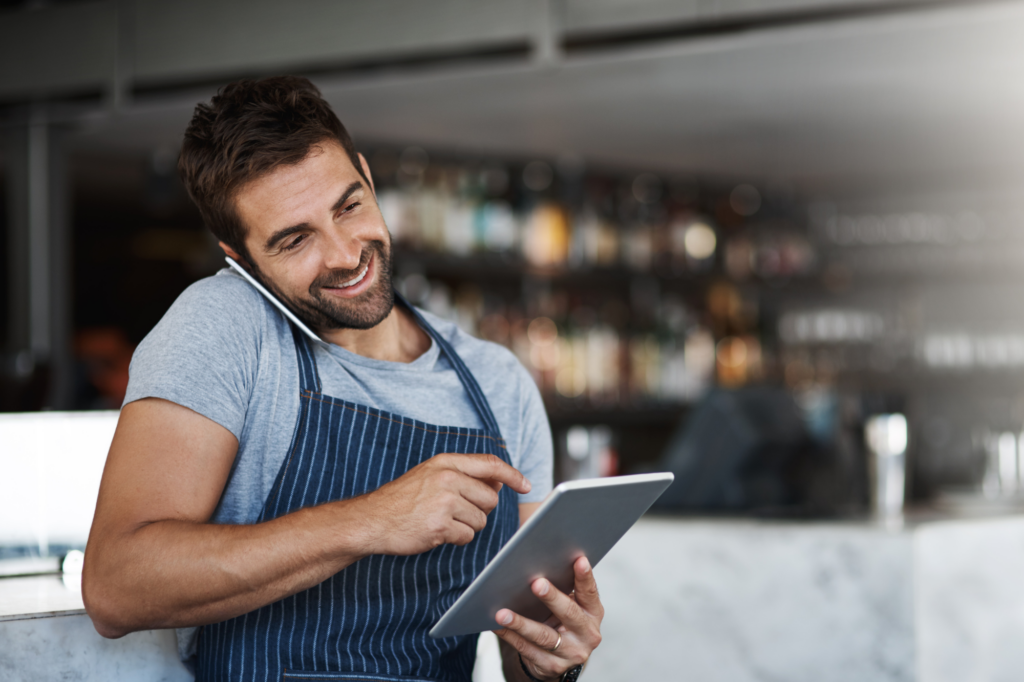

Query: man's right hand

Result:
[355,453,531,556]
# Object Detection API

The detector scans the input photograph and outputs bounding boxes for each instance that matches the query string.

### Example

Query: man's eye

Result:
[283,234,306,251]
[341,201,360,215]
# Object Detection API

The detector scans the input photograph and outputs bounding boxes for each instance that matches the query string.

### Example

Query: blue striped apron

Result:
[195,301,519,682]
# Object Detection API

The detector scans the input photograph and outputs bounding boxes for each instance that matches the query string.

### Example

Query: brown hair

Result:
[178,76,366,260]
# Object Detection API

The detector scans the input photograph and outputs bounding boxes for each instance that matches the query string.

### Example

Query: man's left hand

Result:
[495,556,603,681]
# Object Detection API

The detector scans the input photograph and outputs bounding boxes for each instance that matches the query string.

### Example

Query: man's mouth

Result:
[337,262,370,288]
[319,252,377,299]
[290,241,394,329]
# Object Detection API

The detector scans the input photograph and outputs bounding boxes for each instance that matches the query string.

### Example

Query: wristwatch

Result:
[560,663,584,681]
[519,654,584,681]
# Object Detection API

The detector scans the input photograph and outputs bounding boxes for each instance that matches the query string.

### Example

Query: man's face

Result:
[232,142,394,331]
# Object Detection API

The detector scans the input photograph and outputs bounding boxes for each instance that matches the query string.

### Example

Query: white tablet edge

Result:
[430,472,674,637]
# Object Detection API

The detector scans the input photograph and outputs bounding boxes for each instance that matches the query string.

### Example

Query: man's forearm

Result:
[83,498,371,638]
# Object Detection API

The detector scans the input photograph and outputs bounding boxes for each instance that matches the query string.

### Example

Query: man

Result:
[82,76,602,682]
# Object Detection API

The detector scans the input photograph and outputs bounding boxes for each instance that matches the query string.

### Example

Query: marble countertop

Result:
[0,577,190,682]
[2,511,1023,681]
[584,511,1024,682]
[0,574,85,622]
[646,504,1024,531]
[0,507,1017,623]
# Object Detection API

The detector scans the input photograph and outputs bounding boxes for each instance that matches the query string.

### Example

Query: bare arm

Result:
[82,398,371,638]
[83,398,530,639]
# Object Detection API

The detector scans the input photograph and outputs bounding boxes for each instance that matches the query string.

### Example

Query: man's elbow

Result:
[82,570,134,639]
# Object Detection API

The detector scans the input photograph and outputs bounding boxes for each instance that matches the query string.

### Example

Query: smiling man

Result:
[82,77,601,682]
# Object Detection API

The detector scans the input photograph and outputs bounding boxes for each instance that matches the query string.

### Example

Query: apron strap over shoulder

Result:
[393,292,503,437]
[291,292,504,438]
[291,323,322,394]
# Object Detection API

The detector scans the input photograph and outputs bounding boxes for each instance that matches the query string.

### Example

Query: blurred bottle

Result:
[977,428,1022,499]
[443,195,474,255]
[569,209,619,268]
[479,200,518,252]
[561,425,618,480]
[375,150,823,414]
[623,224,654,271]
[865,413,908,526]
[523,203,570,267]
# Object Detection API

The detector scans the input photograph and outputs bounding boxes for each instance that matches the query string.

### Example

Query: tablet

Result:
[429,472,674,639]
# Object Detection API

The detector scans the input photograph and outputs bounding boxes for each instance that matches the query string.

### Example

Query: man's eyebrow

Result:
[263,181,365,252]
[331,180,364,213]
[264,224,308,252]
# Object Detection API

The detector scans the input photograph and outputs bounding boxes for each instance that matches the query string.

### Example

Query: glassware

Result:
[865,413,908,527]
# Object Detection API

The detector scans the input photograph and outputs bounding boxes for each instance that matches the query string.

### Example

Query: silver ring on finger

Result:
[550,633,562,653]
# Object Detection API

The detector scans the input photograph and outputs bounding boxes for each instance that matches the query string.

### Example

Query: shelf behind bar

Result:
[394,247,721,289]
[544,399,690,426]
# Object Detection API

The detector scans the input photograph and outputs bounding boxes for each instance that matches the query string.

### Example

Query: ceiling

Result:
[65,0,1024,205]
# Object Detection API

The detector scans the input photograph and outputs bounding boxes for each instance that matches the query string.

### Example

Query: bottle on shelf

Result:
[378,146,817,415]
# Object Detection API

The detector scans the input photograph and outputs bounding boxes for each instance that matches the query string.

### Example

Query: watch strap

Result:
[561,663,584,682]
[518,654,585,682]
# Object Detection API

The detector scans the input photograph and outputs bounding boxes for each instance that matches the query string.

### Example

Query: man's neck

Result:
[318,304,432,363]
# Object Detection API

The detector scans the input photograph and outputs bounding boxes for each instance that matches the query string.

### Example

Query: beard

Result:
[251,238,395,332]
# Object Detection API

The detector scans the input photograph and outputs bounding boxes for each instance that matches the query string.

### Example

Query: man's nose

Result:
[320,228,363,271]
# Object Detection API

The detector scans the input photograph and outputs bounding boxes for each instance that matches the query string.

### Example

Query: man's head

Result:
[179,76,394,331]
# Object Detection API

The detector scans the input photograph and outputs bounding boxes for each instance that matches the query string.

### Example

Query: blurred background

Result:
[7,0,1024,511]
[5,1,1024,679]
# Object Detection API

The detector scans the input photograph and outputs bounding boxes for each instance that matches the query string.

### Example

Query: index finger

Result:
[450,453,532,495]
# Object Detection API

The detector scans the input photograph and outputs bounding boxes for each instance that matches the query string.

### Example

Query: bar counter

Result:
[586,512,1024,682]
[2,513,1022,681]
[0,574,189,680]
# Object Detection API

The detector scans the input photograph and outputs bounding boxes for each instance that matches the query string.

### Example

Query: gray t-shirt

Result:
[124,268,554,526]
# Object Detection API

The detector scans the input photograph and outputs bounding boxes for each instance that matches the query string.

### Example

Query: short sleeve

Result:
[513,364,554,504]
[124,271,266,441]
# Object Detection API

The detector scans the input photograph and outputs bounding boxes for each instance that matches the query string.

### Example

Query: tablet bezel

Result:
[429,472,673,639]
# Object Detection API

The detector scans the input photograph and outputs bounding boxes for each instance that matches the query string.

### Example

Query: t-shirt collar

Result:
[317,329,441,372]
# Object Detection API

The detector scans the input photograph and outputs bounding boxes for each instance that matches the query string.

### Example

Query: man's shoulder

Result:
[176,268,267,313]
[125,269,296,441]
[136,269,289,362]
[161,269,281,334]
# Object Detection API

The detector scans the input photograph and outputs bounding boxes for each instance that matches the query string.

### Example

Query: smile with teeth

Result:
[335,263,369,288]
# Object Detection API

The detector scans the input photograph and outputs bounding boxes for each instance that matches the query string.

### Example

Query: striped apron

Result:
[195,301,519,682]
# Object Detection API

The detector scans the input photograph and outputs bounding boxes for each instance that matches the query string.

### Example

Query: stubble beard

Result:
[249,238,395,332]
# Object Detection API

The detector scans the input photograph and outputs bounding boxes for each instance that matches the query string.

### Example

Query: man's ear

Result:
[358,153,375,195]
[219,242,247,266]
